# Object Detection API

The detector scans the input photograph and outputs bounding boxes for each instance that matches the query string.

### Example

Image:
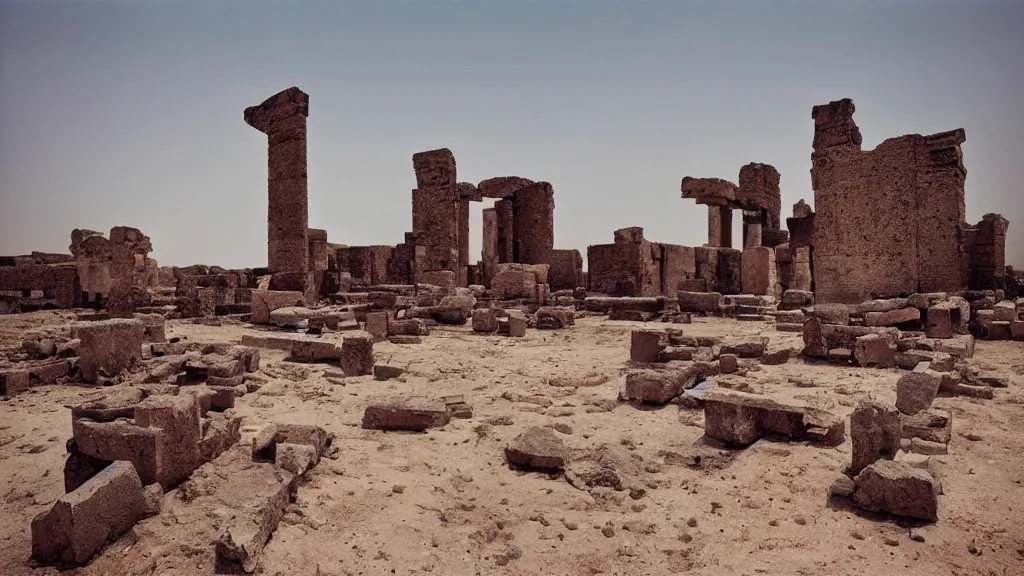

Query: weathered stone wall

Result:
[244,87,310,282]
[587,242,644,296]
[0,264,78,308]
[587,228,697,297]
[965,213,1010,290]
[548,249,583,291]
[810,98,969,303]
[339,246,395,287]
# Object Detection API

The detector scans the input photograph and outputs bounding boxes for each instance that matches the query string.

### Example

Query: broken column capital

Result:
[680,177,738,206]
[243,87,309,134]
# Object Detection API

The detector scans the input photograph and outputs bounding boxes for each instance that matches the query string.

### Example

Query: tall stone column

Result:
[481,208,498,287]
[513,182,555,265]
[244,87,310,282]
[411,148,460,284]
[719,206,733,248]
[707,205,721,247]
[494,199,515,263]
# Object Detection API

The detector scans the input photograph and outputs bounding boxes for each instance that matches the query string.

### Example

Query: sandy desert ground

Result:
[2,309,1023,576]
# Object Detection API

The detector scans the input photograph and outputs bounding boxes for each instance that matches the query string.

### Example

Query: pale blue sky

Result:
[1,0,1021,269]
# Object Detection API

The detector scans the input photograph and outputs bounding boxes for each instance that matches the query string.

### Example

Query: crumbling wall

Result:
[964,213,1009,290]
[548,249,583,291]
[587,228,697,297]
[810,98,970,303]
[0,264,78,308]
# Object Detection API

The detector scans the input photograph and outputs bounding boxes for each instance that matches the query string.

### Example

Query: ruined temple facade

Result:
[809,98,1005,303]
[335,149,565,291]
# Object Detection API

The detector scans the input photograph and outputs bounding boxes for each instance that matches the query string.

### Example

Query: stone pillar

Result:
[411,148,460,279]
[244,87,310,281]
[308,229,329,272]
[794,246,812,291]
[458,198,470,286]
[495,199,515,263]
[744,222,762,249]
[707,206,722,247]
[513,182,554,265]
[482,208,498,287]
[719,206,733,248]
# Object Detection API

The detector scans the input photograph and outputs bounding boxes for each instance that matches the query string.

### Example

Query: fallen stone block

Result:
[719,336,768,358]
[1,368,32,396]
[801,317,828,357]
[677,291,723,315]
[896,369,942,415]
[290,340,341,363]
[505,427,567,471]
[364,311,389,342]
[759,347,792,365]
[909,437,947,455]
[471,309,498,332]
[362,398,451,431]
[339,335,373,376]
[75,318,144,383]
[780,290,813,310]
[72,419,161,486]
[828,348,853,363]
[858,298,909,314]
[719,354,738,374]
[853,333,896,368]
[849,401,901,476]
[214,469,294,573]
[497,316,527,337]
[31,461,147,565]
[275,442,318,476]
[134,393,203,488]
[230,345,261,373]
[900,408,952,444]
[442,394,473,419]
[199,412,242,463]
[993,301,1017,321]
[865,307,920,327]
[387,318,429,337]
[702,390,844,446]
[813,304,850,326]
[957,383,994,399]
[852,460,938,522]
[659,346,695,362]
[630,330,665,363]
[1011,320,1024,341]
[829,475,856,498]
[535,307,575,329]
[250,290,305,324]
[373,363,404,381]
[908,292,947,310]
[623,364,702,404]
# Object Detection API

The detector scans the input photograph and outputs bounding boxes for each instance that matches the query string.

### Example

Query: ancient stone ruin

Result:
[0,91,1020,573]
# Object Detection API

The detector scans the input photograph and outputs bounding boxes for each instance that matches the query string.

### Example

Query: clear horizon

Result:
[1,0,1021,270]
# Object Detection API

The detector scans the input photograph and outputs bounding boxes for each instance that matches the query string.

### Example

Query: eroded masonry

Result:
[1,89,1022,572]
